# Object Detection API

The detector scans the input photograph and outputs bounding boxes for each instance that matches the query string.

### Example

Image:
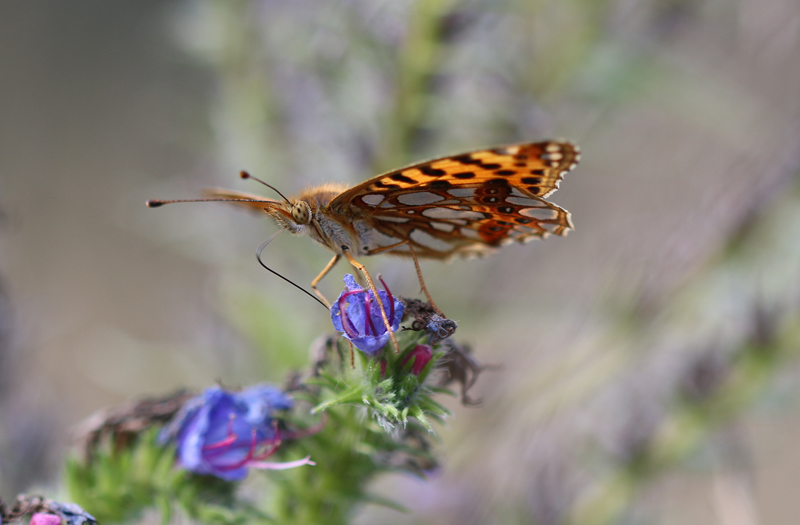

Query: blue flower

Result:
[164,385,314,481]
[330,274,405,355]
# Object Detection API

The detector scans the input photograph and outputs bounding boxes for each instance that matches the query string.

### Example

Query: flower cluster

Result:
[0,497,96,525]
[66,270,483,524]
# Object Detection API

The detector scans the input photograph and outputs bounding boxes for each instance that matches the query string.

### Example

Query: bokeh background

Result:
[2,0,800,523]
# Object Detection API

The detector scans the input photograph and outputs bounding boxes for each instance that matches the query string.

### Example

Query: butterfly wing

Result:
[328,141,579,259]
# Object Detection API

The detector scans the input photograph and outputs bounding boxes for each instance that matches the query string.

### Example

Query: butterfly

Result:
[148,140,579,350]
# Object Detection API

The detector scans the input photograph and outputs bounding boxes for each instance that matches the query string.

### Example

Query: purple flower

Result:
[402,344,433,375]
[331,274,404,355]
[165,385,314,481]
[40,502,95,525]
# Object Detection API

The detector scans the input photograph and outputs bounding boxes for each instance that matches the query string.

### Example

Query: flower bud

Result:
[403,345,433,375]
[29,514,61,525]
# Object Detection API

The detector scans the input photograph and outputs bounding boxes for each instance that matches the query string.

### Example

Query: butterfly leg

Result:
[367,241,444,316]
[341,248,401,353]
[311,254,341,308]
[405,242,444,316]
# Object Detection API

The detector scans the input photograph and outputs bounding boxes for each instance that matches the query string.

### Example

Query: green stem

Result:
[378,0,460,171]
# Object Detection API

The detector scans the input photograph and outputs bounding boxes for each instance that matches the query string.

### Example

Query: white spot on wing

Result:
[430,222,455,233]
[379,200,395,208]
[410,229,452,252]
[506,196,546,206]
[368,230,401,248]
[376,216,411,223]
[397,192,445,205]
[421,207,485,220]
[539,221,562,233]
[510,188,527,198]
[460,227,481,240]
[361,194,385,206]
[519,208,559,220]
[447,188,475,197]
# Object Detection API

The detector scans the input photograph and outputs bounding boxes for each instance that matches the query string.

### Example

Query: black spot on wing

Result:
[452,154,484,165]
[390,173,416,184]
[429,179,453,190]
[419,166,447,177]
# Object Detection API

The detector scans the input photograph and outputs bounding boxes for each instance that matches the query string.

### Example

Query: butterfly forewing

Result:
[330,140,579,259]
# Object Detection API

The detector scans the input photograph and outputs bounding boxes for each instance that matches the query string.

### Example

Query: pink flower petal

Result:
[30,514,62,525]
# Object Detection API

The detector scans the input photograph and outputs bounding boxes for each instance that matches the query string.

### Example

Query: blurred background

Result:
[1,0,800,523]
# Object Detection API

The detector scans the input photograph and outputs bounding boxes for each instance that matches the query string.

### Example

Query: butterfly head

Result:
[290,201,312,225]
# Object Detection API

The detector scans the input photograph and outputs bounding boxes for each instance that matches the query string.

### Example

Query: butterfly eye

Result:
[291,202,311,225]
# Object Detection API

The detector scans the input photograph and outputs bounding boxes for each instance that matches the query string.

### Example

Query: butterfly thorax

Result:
[290,183,370,256]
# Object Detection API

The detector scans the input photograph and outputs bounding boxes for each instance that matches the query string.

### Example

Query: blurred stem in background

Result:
[379,0,458,171]
[565,161,800,524]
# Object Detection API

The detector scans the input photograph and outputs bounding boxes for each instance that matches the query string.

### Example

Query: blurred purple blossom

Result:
[331,274,404,355]
[164,385,313,481]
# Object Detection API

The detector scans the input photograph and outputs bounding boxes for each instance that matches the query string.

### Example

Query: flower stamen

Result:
[202,415,239,454]
[214,428,260,471]
[363,292,378,336]
[378,276,395,322]
[338,291,361,339]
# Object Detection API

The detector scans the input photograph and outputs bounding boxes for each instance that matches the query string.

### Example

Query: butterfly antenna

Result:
[240,171,291,204]
[146,198,267,207]
[256,231,328,310]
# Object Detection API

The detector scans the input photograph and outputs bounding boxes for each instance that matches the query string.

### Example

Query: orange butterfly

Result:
[148,140,579,350]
